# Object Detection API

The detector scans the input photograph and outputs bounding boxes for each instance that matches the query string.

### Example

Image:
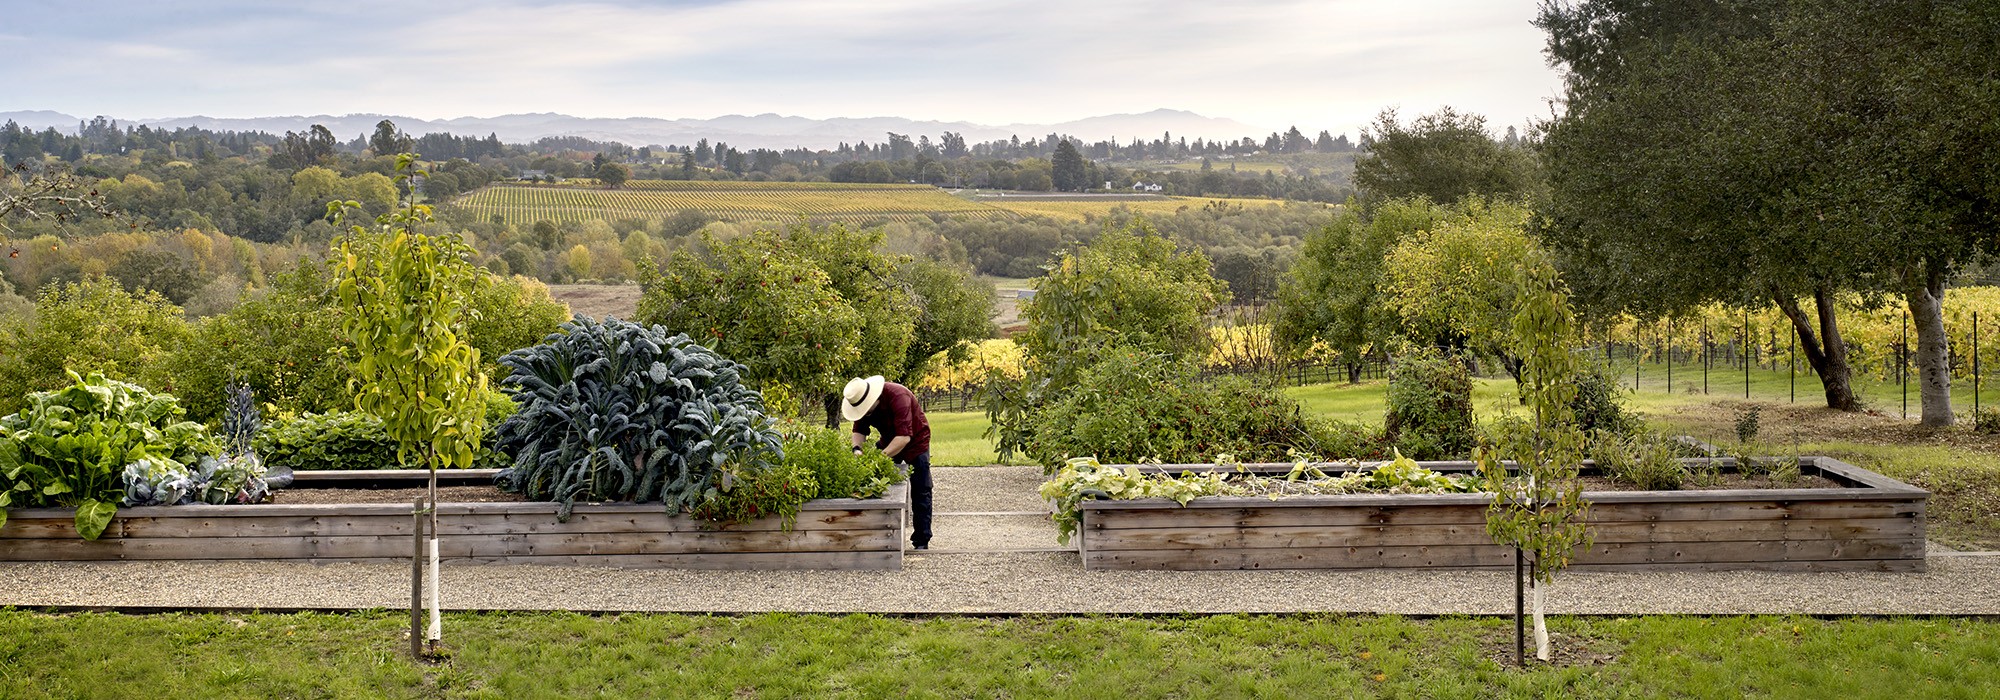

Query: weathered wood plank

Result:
[1085,544,1514,570]
[1569,558,1926,573]
[1083,518,1923,551]
[1809,457,1929,494]
[1,483,907,521]
[1082,498,1922,531]
[1084,538,1924,571]
[0,526,902,562]
[0,508,898,540]
[299,551,905,571]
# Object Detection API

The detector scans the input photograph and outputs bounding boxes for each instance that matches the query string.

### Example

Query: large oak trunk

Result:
[1775,288,1860,411]
[1907,263,1955,427]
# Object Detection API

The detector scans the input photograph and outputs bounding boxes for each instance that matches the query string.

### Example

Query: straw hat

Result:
[840,375,887,422]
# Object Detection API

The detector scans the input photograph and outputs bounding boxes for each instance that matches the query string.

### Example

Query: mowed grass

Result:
[4,610,1996,699]
[927,410,1028,467]
[451,182,1014,227]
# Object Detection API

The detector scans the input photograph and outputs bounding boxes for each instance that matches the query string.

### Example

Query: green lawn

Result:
[3,610,1994,698]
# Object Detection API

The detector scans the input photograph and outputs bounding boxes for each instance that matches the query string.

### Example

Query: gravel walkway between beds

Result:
[5,555,1998,615]
[6,466,1996,615]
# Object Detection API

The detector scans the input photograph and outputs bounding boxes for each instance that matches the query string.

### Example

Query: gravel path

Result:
[932,466,1049,514]
[7,466,1996,615]
[6,555,1998,615]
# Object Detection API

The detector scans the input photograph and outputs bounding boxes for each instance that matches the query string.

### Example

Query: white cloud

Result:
[9,0,1561,135]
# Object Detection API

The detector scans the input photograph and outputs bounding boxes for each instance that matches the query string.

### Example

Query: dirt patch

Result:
[1647,398,2000,453]
[548,284,641,321]
[1578,472,1842,492]
[1479,626,1621,669]
[272,486,524,505]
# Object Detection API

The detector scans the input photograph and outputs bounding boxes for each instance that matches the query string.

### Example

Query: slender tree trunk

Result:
[1532,576,1550,662]
[822,392,841,430]
[1907,262,1955,427]
[1774,288,1860,411]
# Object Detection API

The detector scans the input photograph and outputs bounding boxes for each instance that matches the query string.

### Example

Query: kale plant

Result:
[221,381,260,457]
[493,317,784,520]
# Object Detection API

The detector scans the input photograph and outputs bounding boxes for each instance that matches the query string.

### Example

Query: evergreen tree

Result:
[1051,139,1088,192]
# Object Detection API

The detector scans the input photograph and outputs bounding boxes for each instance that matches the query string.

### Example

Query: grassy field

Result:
[3,610,1994,699]
[977,194,1303,221]
[451,182,1012,226]
[1151,151,1359,177]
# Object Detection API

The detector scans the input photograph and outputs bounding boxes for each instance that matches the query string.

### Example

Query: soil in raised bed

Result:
[271,485,525,504]
[1576,472,1842,492]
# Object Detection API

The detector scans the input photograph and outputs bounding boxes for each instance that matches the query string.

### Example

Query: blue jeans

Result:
[902,452,932,548]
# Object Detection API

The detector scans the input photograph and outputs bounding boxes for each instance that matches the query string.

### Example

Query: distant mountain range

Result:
[0,108,1275,151]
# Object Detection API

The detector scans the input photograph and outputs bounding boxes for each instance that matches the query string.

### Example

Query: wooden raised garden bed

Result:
[1083,457,1926,572]
[0,470,907,571]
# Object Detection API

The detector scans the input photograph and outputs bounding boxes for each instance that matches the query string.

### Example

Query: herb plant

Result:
[0,372,220,538]
[493,317,785,521]
[781,426,903,500]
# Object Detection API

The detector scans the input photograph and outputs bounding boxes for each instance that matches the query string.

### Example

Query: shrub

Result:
[781,426,903,500]
[493,317,785,521]
[0,372,220,538]
[1975,407,2000,435]
[1310,419,1388,460]
[256,411,400,471]
[168,265,572,424]
[166,261,352,423]
[1384,349,1474,459]
[257,391,517,472]
[1022,348,1328,469]
[0,277,191,415]
[465,275,573,376]
[1570,364,1638,436]
[1734,405,1762,444]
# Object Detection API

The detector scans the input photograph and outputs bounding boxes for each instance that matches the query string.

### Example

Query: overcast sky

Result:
[4,0,1563,134]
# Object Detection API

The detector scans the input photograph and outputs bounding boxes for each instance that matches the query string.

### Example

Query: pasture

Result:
[450,181,1011,226]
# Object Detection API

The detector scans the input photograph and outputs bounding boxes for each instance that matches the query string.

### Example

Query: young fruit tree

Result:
[1478,255,1593,664]
[330,154,489,658]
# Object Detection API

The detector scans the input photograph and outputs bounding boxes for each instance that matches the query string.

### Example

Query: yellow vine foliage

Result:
[1587,287,2000,380]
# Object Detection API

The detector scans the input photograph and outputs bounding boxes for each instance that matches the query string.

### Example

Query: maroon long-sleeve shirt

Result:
[852,381,930,459]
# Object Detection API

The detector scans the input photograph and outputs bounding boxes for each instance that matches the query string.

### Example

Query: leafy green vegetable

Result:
[493,317,784,521]
[73,499,117,540]
[0,372,219,538]
[781,426,903,500]
[255,411,399,471]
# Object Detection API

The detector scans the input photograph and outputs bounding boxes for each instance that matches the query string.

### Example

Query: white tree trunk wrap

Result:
[426,537,442,642]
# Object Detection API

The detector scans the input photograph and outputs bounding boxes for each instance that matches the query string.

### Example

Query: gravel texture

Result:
[5,555,1998,615]
[930,514,1069,553]
[932,465,1050,514]
[7,465,1995,615]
